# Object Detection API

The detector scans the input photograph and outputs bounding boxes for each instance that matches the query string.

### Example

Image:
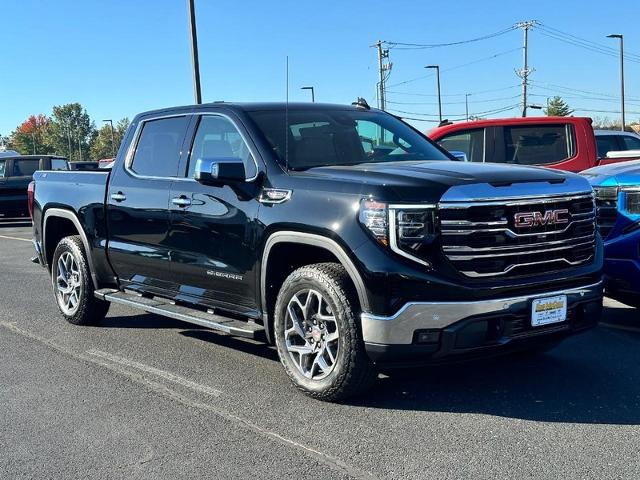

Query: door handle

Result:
[172,196,191,207]
[111,192,126,202]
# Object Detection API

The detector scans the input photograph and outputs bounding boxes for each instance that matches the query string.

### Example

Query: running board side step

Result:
[95,289,264,339]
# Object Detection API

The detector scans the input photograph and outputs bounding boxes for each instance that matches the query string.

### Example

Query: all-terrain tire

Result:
[274,263,377,401]
[51,235,110,325]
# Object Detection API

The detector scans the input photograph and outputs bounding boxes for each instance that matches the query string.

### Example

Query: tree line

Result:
[1,103,130,161]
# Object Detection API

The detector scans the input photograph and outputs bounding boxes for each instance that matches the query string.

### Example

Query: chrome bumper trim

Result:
[360,281,603,345]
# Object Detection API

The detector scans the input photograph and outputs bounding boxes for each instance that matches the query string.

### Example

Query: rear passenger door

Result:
[107,115,191,294]
[167,113,262,316]
[496,123,576,167]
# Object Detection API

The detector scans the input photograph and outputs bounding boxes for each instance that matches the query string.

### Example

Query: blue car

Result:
[583,160,640,308]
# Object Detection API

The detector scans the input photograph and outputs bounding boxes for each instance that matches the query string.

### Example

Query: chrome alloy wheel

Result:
[284,289,339,380]
[55,251,82,315]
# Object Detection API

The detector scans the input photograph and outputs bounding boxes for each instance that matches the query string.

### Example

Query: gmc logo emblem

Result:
[514,209,569,228]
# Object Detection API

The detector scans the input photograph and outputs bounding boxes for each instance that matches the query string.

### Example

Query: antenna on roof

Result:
[285,56,289,171]
[352,97,370,110]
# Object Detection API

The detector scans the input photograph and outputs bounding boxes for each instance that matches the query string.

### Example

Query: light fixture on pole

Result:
[103,119,115,157]
[607,34,625,131]
[425,65,442,122]
[300,86,315,102]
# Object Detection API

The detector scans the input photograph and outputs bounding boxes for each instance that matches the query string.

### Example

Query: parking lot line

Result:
[0,234,31,242]
[0,321,376,480]
[86,349,222,397]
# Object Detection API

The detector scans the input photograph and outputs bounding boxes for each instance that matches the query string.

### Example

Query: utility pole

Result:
[103,119,116,157]
[425,65,442,122]
[515,20,537,117]
[371,41,391,111]
[465,94,470,121]
[187,0,202,104]
[607,34,625,131]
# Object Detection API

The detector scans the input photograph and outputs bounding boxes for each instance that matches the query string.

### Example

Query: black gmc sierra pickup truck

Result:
[31,101,603,400]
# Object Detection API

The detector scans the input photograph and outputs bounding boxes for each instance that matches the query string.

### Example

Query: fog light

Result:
[415,330,441,344]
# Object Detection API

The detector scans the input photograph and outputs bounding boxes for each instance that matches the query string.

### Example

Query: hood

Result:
[294,160,585,203]
[301,160,570,187]
[582,159,640,187]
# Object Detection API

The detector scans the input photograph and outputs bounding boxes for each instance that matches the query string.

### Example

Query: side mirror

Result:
[194,157,246,184]
[449,150,469,162]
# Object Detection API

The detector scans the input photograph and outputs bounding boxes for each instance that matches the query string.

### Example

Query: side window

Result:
[51,159,68,170]
[12,159,40,177]
[130,116,189,177]
[188,115,257,179]
[0,160,5,177]
[504,124,574,166]
[622,135,640,151]
[596,135,620,158]
[437,129,485,162]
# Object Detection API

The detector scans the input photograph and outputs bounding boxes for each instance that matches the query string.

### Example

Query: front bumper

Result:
[362,281,603,365]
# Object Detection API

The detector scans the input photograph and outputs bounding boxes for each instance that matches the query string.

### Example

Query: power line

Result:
[536,23,640,62]
[387,94,521,106]
[386,48,521,88]
[529,81,640,102]
[389,103,521,118]
[387,84,521,98]
[385,26,517,50]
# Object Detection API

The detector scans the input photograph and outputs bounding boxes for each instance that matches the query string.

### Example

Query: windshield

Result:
[246,108,452,170]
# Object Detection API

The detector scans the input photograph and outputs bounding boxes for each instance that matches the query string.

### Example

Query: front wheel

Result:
[51,235,110,325]
[274,263,377,401]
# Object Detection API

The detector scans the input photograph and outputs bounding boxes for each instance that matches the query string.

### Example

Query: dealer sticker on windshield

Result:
[531,295,567,327]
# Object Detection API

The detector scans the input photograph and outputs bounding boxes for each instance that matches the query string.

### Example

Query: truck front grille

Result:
[439,192,596,278]
[593,186,618,239]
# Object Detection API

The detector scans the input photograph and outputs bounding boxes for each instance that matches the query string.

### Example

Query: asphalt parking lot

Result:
[1,221,639,480]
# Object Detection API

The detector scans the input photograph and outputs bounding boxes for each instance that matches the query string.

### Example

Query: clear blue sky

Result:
[1,0,639,135]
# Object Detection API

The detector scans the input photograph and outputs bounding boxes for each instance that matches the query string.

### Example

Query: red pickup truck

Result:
[428,116,636,172]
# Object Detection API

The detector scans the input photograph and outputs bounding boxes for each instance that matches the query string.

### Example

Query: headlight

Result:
[359,199,437,267]
[390,206,437,268]
[621,188,640,215]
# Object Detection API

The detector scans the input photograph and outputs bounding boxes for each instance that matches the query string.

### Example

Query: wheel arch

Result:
[43,208,99,289]
[260,231,369,343]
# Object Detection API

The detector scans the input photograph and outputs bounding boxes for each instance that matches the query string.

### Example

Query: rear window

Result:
[622,135,640,151]
[504,124,574,166]
[51,158,68,170]
[596,135,619,158]
[130,116,189,177]
[12,159,39,177]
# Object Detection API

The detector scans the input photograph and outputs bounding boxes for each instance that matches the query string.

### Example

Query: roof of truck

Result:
[428,116,593,137]
[136,102,377,118]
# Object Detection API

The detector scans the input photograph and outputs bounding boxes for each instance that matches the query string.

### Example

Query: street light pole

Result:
[301,86,315,102]
[103,119,115,157]
[465,94,470,121]
[607,34,625,131]
[187,0,202,104]
[425,65,442,122]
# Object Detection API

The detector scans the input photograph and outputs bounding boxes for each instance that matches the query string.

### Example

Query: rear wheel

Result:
[51,236,110,325]
[274,263,377,401]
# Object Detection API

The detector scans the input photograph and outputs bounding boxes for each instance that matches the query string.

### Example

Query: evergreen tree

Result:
[544,96,573,117]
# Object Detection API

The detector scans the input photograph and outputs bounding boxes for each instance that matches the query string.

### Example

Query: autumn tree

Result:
[44,103,97,161]
[8,114,54,155]
[544,96,573,117]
